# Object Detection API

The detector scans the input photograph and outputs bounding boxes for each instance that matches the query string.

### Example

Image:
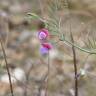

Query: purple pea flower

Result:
[38,28,52,55]
[40,43,52,55]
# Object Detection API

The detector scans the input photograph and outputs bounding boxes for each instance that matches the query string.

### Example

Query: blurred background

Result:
[0,0,96,96]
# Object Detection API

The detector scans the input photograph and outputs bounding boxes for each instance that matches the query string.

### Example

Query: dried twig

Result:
[70,32,78,96]
[65,0,78,95]
[0,36,14,96]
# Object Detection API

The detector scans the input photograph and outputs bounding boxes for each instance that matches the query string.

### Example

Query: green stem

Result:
[60,36,96,54]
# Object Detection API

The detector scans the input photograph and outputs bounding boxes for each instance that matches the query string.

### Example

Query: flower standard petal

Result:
[38,28,49,40]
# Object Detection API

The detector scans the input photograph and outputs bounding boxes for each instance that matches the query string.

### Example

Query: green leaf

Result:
[27,13,46,23]
[27,13,40,19]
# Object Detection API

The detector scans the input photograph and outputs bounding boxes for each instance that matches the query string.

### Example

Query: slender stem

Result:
[66,0,78,94]
[0,36,14,96]
[45,51,50,96]
[24,64,33,96]
[70,33,78,96]
[61,37,96,54]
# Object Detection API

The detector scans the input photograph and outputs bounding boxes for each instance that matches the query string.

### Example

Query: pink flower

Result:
[40,43,52,55]
[37,28,53,55]
[38,28,49,40]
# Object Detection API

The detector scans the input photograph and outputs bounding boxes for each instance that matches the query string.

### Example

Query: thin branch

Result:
[0,36,14,96]
[24,63,33,96]
[65,0,78,95]
[70,33,78,96]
